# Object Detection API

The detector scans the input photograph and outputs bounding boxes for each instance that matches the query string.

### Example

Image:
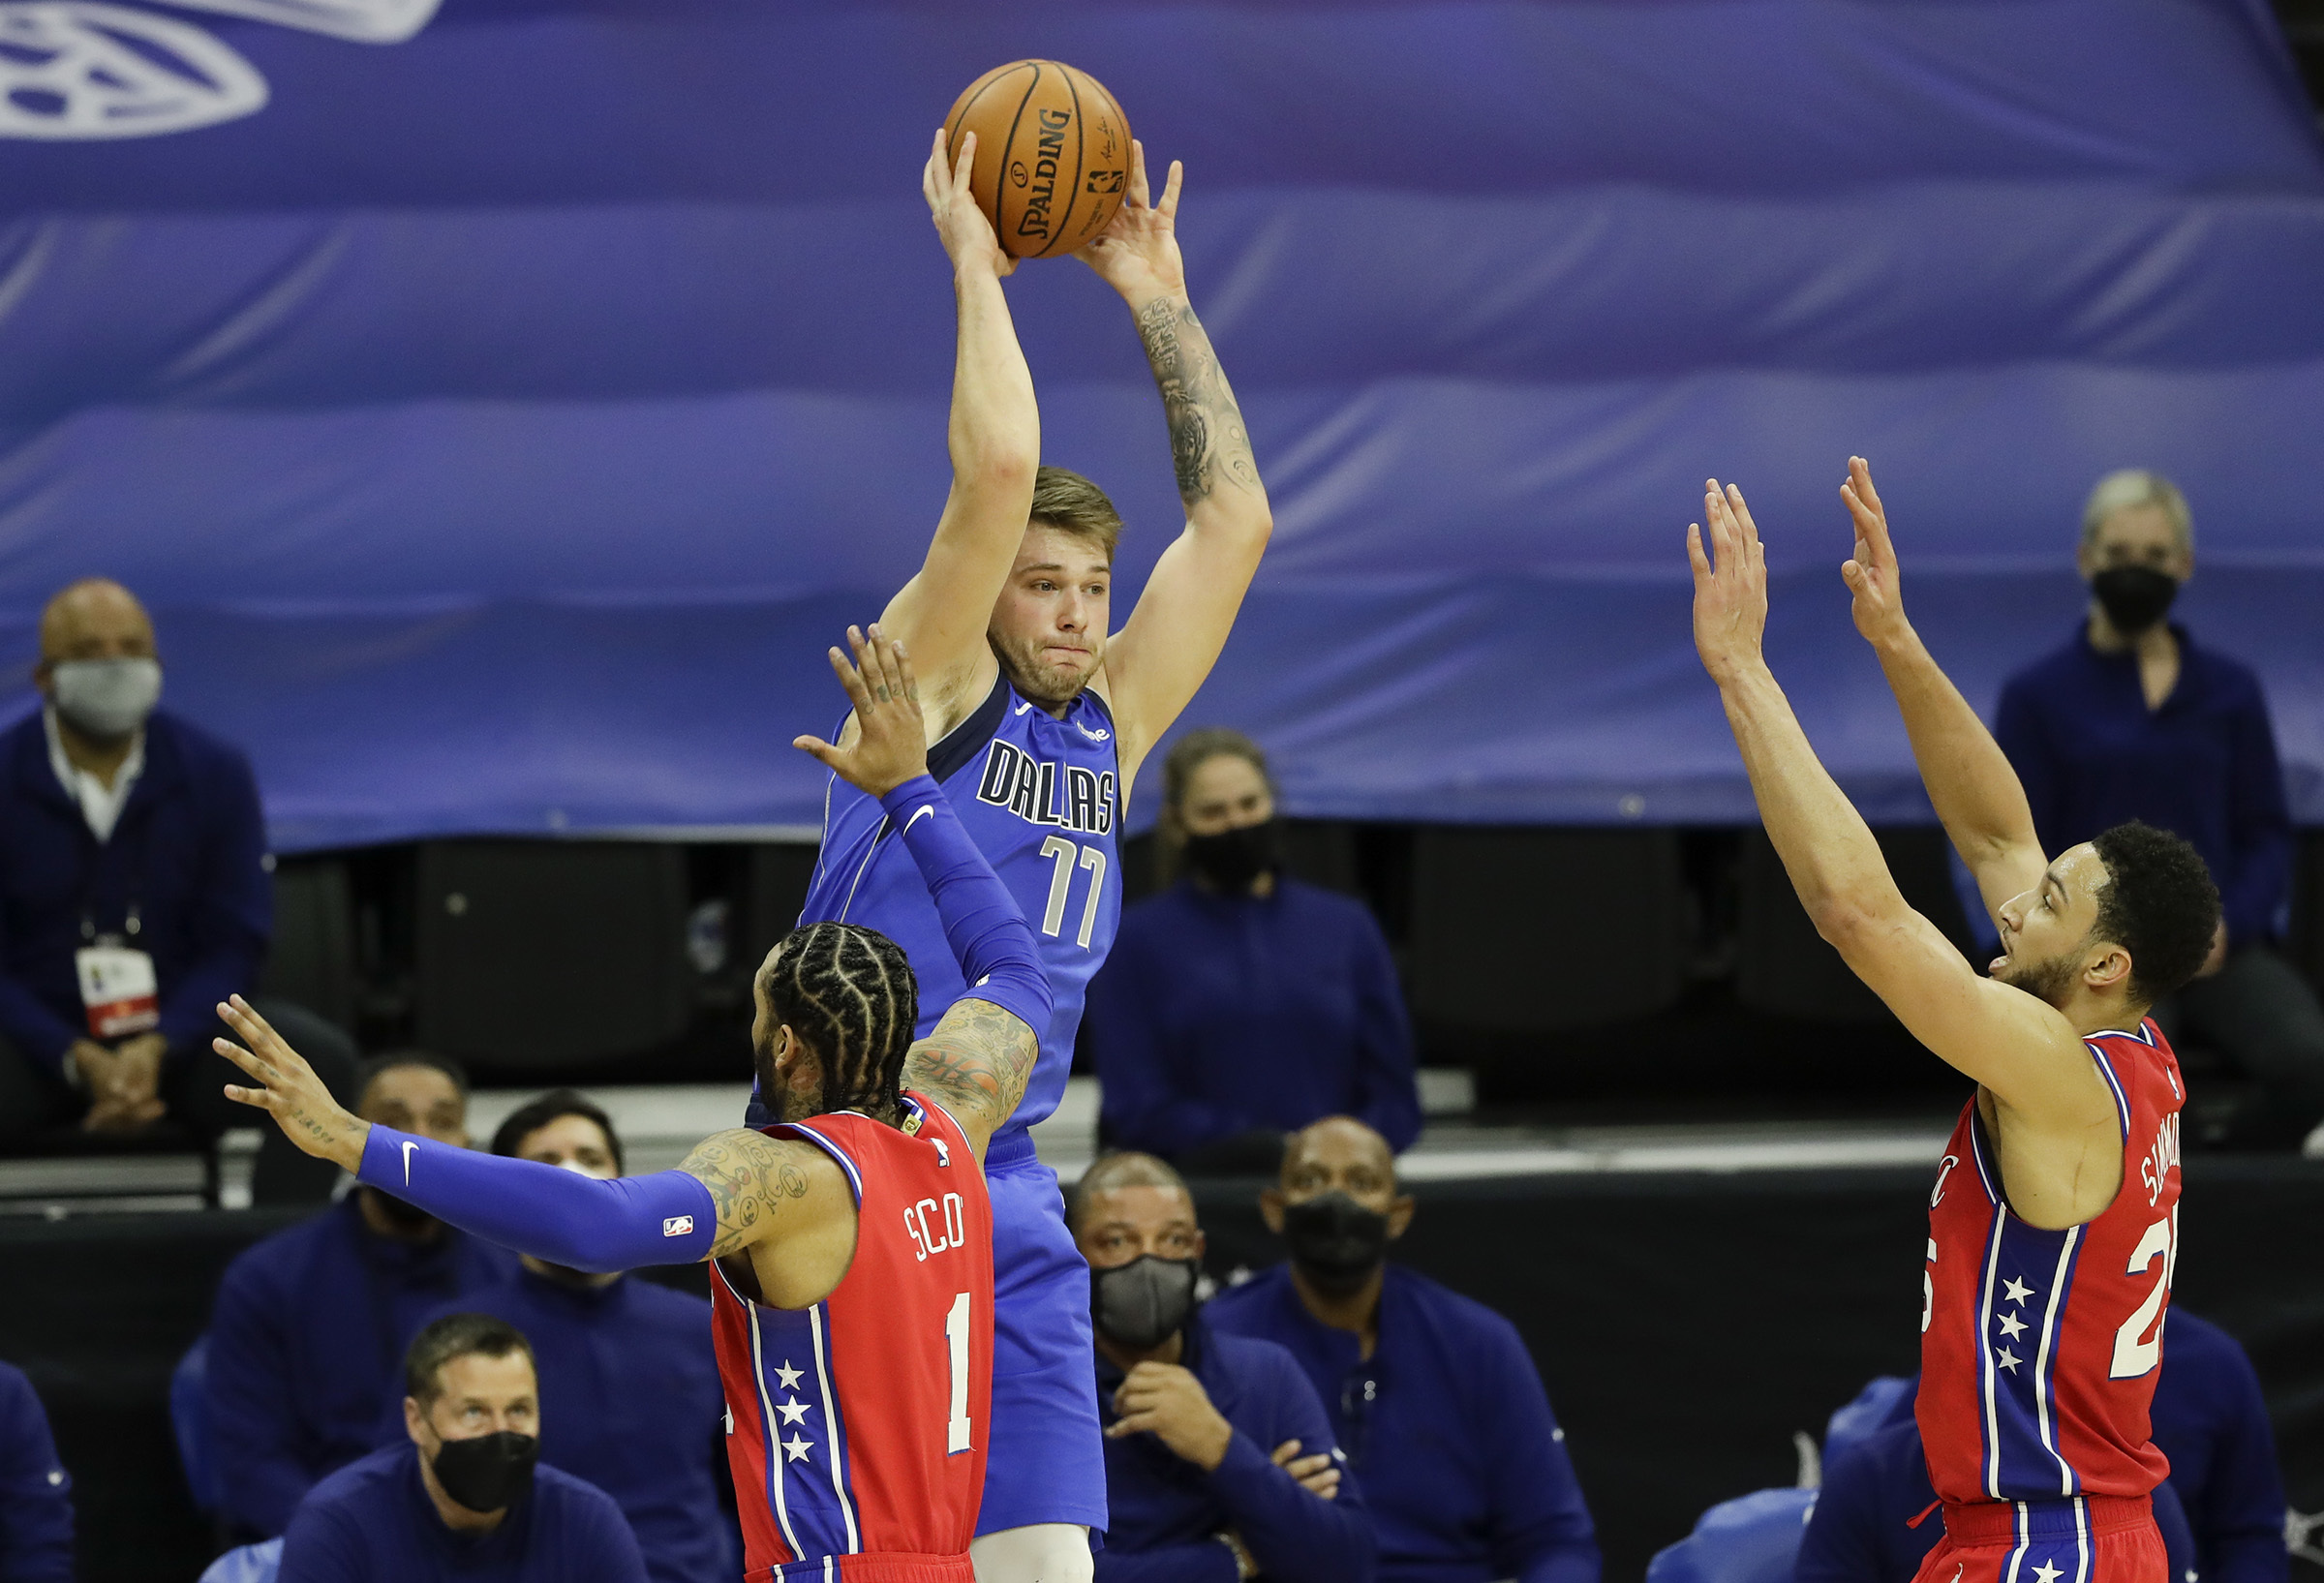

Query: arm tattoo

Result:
[1135,296,1260,507]
[899,998,1041,1137]
[679,1130,810,1259]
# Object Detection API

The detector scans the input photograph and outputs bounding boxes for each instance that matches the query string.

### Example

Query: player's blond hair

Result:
[1028,466,1123,560]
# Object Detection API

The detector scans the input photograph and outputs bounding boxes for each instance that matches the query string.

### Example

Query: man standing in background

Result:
[1996,470,2324,1148]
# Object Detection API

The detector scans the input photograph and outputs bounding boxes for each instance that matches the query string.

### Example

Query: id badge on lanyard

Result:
[76,944,160,1039]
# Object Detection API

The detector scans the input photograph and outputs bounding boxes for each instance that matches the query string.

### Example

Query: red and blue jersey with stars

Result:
[1918,1019,2184,1508]
[711,1096,994,1582]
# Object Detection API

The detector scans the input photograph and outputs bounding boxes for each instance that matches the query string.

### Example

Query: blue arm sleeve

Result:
[879,776,1053,1035]
[355,1130,718,1273]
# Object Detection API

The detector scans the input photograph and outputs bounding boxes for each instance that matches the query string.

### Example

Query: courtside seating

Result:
[1735,828,1972,1022]
[413,841,691,1068]
[256,857,356,1034]
[1409,827,1685,1034]
[1644,1487,1819,1583]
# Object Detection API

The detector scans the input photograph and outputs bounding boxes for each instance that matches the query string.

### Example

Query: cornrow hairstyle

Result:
[761,922,920,1120]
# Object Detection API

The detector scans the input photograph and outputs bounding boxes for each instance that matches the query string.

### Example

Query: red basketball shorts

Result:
[1910,1496,2165,1583]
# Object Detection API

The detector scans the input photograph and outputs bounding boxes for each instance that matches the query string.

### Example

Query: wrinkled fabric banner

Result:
[1,0,2318,848]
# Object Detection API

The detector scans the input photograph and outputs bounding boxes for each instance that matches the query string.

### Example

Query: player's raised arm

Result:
[1837,457,2046,924]
[1687,482,2111,1142]
[1073,142,1273,787]
[877,129,1042,719]
[210,1000,844,1270]
[795,628,1051,1158]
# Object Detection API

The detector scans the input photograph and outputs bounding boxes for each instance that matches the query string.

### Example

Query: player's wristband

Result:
[878,777,1055,1038]
[357,1126,718,1271]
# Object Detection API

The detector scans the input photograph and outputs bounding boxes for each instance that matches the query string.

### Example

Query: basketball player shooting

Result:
[214,628,1051,1583]
[1689,462,2219,1583]
[757,131,1275,1577]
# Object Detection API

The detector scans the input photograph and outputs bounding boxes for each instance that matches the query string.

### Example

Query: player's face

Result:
[513,1113,617,1177]
[750,973,823,1122]
[361,1065,468,1148]
[1991,843,2109,1007]
[1176,752,1274,837]
[1075,1185,1204,1270]
[987,526,1111,708]
[2077,502,2190,585]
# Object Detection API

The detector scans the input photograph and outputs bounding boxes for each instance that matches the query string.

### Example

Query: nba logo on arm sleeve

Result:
[664,1215,695,1237]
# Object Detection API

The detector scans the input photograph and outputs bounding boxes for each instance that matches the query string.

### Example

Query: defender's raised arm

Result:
[1836,457,2045,925]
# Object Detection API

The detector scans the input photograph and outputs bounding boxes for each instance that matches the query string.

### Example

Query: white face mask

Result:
[50,657,162,740]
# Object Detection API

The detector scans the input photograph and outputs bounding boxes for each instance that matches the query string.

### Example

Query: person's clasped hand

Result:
[1106,1361,1234,1472]
[75,1033,168,1133]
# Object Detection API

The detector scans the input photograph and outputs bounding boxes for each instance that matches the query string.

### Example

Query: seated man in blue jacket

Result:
[207,1053,519,1541]
[280,1312,645,1583]
[1207,1117,1600,1583]
[0,577,355,1198]
[1799,1311,2286,1583]
[399,1090,731,1583]
[0,1359,72,1582]
[1071,1150,1373,1583]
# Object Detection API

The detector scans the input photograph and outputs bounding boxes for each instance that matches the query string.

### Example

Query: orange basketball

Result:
[943,60,1132,260]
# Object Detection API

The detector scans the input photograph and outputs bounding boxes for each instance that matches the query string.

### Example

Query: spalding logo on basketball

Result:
[943,60,1132,260]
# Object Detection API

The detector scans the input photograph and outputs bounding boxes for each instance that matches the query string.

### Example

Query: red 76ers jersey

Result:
[711,1094,995,1577]
[1919,1020,2185,1506]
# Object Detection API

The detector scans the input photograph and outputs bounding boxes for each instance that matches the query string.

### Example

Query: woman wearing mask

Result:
[1084,730,1422,1174]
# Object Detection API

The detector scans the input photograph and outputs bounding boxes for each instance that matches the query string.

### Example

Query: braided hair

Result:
[760,922,919,1121]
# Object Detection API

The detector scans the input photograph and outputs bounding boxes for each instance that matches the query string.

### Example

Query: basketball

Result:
[942,60,1132,260]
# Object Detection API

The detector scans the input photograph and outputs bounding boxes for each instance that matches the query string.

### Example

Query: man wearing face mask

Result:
[397,1091,730,1583]
[1069,1151,1373,1583]
[0,577,357,1192]
[1206,1118,1599,1583]
[1994,471,2324,1149]
[1086,732,1421,1174]
[278,1313,645,1583]
[206,1054,520,1543]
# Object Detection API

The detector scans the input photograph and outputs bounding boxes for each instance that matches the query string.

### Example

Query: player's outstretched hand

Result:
[794,625,930,797]
[924,127,1014,279]
[1839,455,1911,649]
[214,995,369,1172]
[1073,139,1186,303]
[1688,479,1770,685]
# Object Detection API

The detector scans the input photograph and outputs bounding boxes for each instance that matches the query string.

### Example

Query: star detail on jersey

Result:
[2002,1277,2036,1306]
[781,1433,813,1463]
[2033,1564,2064,1583]
[1995,1311,2028,1340]
[776,1395,810,1426]
[774,1361,804,1391]
[1996,1345,2024,1373]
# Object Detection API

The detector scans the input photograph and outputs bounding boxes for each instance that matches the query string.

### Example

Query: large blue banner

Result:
[3,0,2319,848]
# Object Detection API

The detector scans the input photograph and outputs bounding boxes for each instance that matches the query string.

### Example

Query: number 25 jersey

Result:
[712,1096,994,1580]
[1919,1020,2185,1506]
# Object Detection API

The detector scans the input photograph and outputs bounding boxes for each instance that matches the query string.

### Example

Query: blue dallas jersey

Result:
[796,675,1121,1139]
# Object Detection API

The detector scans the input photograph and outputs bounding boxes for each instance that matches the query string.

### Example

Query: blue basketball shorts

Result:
[974,1131,1107,1537]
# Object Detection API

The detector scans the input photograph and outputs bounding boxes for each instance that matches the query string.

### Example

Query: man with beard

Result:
[1067,1150,1372,1583]
[1992,469,2324,1149]
[1206,1118,1599,1583]
[1690,462,2221,1583]
[206,1052,518,1542]
[279,1314,646,1583]
[756,132,1275,1579]
[213,629,1053,1583]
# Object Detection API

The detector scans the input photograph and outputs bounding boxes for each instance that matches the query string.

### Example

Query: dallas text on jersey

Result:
[973,741,1116,836]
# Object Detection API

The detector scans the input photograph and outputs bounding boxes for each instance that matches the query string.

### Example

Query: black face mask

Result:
[1280,1192,1391,1295]
[1182,819,1280,892]
[1090,1255,1201,1351]
[2091,565,2179,636]
[429,1430,538,1514]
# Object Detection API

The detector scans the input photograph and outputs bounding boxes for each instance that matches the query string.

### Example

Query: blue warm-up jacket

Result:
[279,1443,645,1583]
[401,1268,728,1583]
[1096,1311,1374,1583]
[0,1361,71,1582]
[1206,1264,1599,1583]
[206,1196,519,1538]
[0,708,270,1072]
[1086,876,1422,1160]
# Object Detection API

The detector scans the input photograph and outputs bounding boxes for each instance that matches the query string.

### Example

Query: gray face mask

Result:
[50,658,161,740]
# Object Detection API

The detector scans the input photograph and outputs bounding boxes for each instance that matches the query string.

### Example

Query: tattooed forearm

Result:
[1135,296,1261,507]
[900,998,1041,1135]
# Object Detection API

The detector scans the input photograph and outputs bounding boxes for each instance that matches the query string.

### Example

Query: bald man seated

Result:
[0,578,356,1199]
[1205,1118,1601,1583]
